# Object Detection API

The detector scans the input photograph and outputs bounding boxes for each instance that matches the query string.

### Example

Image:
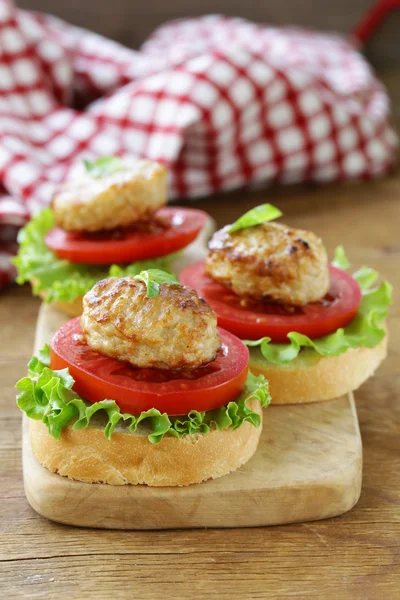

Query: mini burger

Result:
[16,270,270,487]
[180,204,391,404]
[14,156,209,317]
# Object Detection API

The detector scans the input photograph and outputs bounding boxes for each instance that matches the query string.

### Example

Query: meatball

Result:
[205,221,330,306]
[81,277,221,370]
[52,158,167,232]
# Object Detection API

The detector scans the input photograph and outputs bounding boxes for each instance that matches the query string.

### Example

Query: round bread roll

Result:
[29,398,262,487]
[249,335,387,404]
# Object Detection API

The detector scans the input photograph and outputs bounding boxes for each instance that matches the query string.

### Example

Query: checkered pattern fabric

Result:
[0,2,397,288]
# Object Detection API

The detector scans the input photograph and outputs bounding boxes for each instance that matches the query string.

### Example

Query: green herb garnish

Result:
[133,269,180,297]
[83,156,124,177]
[228,204,282,234]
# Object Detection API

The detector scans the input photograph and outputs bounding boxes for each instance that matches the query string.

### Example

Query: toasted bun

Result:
[249,335,388,404]
[29,398,262,486]
[31,279,83,317]
[38,292,83,317]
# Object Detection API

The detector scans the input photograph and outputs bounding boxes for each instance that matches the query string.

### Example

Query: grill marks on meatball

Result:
[205,222,330,306]
[81,277,221,370]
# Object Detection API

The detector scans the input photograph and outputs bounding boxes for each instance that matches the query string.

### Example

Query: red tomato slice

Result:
[50,318,249,415]
[180,262,362,342]
[45,207,208,264]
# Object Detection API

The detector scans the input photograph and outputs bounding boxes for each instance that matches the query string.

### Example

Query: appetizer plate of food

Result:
[16,189,391,530]
[16,178,390,529]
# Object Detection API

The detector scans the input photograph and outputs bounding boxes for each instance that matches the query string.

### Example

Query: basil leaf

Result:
[133,269,180,297]
[228,204,282,234]
[83,156,123,177]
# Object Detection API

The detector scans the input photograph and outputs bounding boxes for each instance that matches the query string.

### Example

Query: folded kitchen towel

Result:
[0,3,397,288]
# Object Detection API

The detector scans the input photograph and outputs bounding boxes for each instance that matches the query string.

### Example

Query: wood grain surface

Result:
[23,307,362,530]
[1,71,400,598]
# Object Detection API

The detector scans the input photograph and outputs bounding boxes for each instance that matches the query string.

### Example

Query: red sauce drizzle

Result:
[214,288,340,316]
[67,215,170,242]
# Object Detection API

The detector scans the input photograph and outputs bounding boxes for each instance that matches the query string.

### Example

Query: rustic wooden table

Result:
[1,73,399,599]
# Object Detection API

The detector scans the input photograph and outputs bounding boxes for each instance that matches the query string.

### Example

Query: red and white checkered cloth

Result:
[0,2,397,288]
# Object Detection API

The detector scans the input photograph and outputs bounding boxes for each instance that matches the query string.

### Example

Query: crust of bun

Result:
[44,295,83,317]
[249,335,388,405]
[32,280,83,317]
[29,398,262,486]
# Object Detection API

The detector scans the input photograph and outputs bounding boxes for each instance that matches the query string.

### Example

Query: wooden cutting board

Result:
[21,217,362,529]
[22,302,362,530]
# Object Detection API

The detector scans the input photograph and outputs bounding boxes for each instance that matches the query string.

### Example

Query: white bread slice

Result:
[34,214,216,317]
[249,334,387,405]
[29,397,262,487]
[36,292,83,317]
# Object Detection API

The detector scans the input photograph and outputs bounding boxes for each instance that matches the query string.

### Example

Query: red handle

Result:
[352,0,400,45]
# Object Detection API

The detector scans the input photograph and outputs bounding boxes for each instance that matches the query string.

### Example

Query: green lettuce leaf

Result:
[331,245,351,270]
[13,208,178,303]
[228,204,282,233]
[245,247,392,366]
[16,346,270,443]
